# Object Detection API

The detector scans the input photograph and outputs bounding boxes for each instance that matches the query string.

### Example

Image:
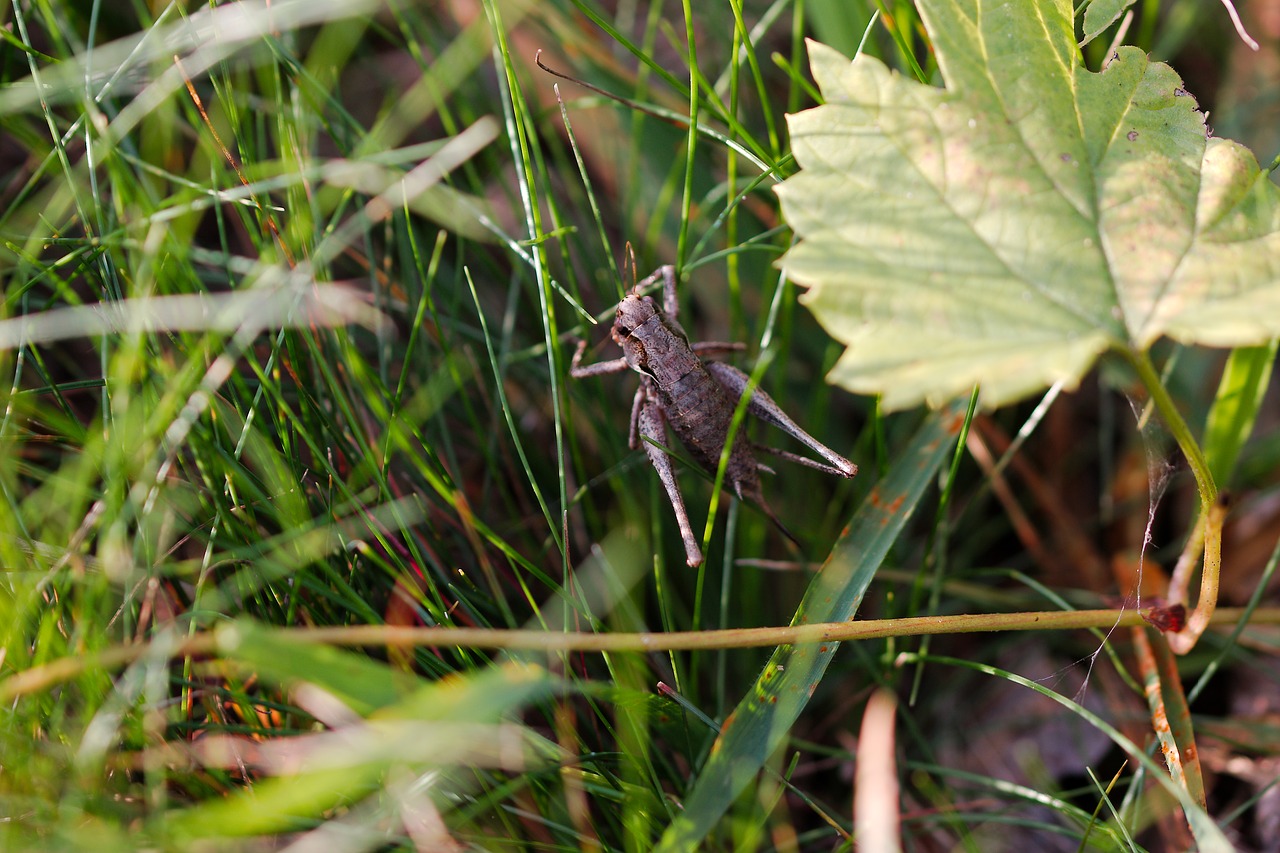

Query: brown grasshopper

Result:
[571,265,857,567]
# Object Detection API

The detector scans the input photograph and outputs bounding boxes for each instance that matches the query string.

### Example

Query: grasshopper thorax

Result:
[611,291,694,382]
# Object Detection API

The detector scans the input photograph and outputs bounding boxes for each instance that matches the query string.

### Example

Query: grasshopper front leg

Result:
[570,338,630,379]
[633,382,704,567]
[704,361,857,479]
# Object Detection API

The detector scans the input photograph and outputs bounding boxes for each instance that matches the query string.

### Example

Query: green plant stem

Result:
[7,607,1276,703]
[676,0,698,268]
[702,349,774,552]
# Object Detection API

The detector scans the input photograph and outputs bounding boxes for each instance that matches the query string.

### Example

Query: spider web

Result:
[1071,386,1179,704]
[1126,390,1179,609]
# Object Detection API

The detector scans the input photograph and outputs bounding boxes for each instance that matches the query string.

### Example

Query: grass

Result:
[2,0,1279,850]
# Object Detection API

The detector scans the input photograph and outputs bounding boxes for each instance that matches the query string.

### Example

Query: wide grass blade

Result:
[1202,341,1279,487]
[657,399,967,849]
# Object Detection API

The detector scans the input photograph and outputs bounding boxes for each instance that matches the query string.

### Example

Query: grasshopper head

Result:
[610,292,664,377]
[610,292,658,344]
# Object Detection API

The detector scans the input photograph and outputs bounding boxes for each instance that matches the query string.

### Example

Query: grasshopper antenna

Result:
[623,242,639,291]
[535,51,689,129]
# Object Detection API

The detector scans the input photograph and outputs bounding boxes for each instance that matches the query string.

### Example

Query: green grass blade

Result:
[169,635,558,841]
[1202,341,1279,487]
[656,400,967,850]
[917,655,1234,852]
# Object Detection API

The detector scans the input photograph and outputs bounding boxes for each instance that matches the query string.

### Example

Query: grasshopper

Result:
[571,265,857,567]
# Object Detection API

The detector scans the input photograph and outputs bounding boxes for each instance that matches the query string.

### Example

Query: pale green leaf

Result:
[777,0,1280,411]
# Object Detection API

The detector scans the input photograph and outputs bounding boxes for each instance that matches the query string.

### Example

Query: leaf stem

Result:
[1126,349,1216,506]
[1121,347,1221,653]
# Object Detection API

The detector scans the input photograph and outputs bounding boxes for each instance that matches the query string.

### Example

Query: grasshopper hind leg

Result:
[704,361,857,478]
[635,385,704,567]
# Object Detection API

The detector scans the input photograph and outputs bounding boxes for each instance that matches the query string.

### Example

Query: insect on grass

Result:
[572,265,856,566]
